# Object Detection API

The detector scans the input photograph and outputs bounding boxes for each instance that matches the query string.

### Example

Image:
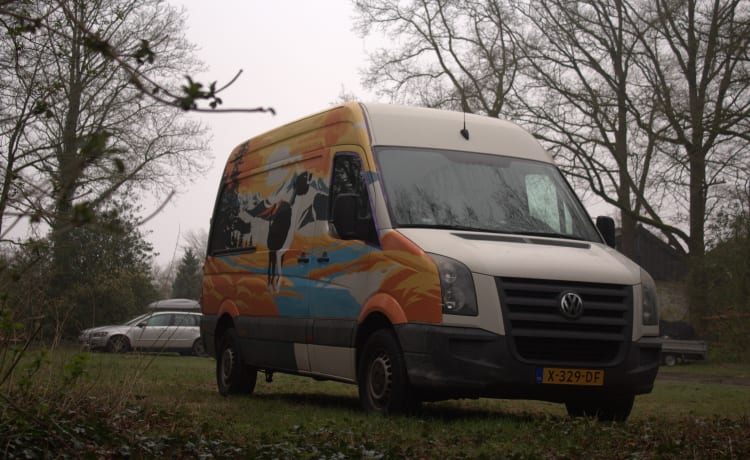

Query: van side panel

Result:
[204,104,442,379]
[379,230,442,323]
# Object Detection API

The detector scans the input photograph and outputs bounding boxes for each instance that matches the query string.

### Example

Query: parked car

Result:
[79,311,204,356]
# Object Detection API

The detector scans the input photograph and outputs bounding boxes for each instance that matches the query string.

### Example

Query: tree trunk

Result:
[50,6,84,296]
[687,147,707,330]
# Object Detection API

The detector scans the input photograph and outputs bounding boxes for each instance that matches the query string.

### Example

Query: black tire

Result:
[192,338,206,357]
[216,328,257,396]
[565,395,634,422]
[106,335,130,353]
[664,354,677,367]
[357,329,418,414]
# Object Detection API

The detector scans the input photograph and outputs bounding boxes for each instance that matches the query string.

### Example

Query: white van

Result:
[201,102,661,421]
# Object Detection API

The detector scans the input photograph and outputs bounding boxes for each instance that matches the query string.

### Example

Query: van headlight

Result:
[640,269,658,326]
[429,253,478,316]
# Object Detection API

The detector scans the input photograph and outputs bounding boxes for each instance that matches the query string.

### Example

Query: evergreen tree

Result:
[171,249,202,300]
[3,204,159,341]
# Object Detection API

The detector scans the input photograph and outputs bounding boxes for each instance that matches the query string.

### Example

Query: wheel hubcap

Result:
[368,351,392,407]
[221,347,235,386]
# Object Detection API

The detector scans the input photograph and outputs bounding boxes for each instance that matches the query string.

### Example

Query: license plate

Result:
[537,367,604,386]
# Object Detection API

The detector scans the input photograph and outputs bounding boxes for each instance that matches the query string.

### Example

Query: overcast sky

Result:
[146,0,378,266]
[144,0,614,268]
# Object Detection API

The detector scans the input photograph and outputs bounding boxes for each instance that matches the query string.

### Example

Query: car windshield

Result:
[375,147,601,242]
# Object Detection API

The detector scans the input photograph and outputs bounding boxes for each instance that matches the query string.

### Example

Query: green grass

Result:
[3,349,750,458]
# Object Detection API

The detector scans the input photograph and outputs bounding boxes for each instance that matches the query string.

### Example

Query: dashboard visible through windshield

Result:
[375,147,601,242]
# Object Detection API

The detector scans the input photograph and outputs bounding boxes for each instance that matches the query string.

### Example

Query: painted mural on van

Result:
[202,107,442,324]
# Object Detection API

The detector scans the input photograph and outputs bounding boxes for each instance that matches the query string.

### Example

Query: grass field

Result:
[2,350,750,458]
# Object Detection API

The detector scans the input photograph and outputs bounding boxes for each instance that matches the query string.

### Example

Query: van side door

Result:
[206,154,322,372]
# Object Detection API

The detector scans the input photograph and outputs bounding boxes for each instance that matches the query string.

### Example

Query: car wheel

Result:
[192,338,206,357]
[216,328,257,396]
[664,354,677,367]
[106,335,130,354]
[565,395,634,422]
[357,329,419,414]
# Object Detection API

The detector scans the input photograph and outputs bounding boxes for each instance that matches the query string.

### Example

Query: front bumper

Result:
[79,335,108,350]
[395,324,661,403]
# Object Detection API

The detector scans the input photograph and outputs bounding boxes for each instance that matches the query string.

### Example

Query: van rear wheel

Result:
[216,328,257,396]
[358,329,418,414]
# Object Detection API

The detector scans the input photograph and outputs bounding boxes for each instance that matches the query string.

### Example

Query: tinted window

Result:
[330,155,377,244]
[331,155,370,216]
[146,314,171,327]
[173,314,198,327]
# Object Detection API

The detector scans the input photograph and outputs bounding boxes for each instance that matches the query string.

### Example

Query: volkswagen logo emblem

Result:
[559,291,584,319]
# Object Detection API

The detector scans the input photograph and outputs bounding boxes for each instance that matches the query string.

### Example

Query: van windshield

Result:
[375,148,601,242]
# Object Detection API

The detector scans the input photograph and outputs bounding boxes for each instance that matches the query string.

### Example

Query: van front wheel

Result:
[358,329,418,414]
[216,328,257,396]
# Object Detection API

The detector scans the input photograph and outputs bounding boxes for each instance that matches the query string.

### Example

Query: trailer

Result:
[660,338,708,366]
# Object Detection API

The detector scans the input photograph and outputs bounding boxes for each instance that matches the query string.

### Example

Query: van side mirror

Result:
[596,216,616,248]
[331,193,359,239]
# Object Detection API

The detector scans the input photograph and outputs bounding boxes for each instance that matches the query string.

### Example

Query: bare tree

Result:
[0,0,274,115]
[183,227,208,260]
[629,0,750,314]
[0,1,217,296]
[354,0,522,115]
[641,0,749,250]
[0,0,276,241]
[515,0,658,258]
[354,0,749,269]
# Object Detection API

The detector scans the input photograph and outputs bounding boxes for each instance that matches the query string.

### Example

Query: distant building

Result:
[616,225,688,321]
[615,225,687,282]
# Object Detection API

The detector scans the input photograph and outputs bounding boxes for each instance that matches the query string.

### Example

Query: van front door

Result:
[306,148,379,380]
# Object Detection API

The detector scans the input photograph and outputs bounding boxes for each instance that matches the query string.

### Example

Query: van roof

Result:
[229,102,552,164]
[361,103,552,163]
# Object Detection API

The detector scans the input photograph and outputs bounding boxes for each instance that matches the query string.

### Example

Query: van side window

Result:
[330,155,378,245]
[209,184,242,254]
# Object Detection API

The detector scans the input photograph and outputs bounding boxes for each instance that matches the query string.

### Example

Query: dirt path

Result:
[657,370,750,386]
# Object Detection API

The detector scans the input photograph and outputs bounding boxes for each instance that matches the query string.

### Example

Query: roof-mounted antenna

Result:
[460,111,470,140]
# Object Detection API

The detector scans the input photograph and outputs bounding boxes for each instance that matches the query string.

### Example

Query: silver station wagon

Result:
[79,310,204,356]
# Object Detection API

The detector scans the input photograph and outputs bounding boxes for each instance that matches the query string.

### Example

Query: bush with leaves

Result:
[703,195,750,361]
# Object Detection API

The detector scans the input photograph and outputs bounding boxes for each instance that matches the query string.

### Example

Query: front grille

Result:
[496,277,632,365]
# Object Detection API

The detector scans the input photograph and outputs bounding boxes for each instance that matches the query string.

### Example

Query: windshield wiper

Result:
[398,223,487,232]
[508,231,586,241]
[398,225,589,242]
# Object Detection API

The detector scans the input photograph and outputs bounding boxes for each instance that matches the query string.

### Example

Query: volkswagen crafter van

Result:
[201,102,661,421]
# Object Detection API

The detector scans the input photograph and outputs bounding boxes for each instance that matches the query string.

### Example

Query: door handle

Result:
[317,252,330,263]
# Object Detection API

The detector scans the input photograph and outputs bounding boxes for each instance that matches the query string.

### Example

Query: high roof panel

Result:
[361,103,552,163]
